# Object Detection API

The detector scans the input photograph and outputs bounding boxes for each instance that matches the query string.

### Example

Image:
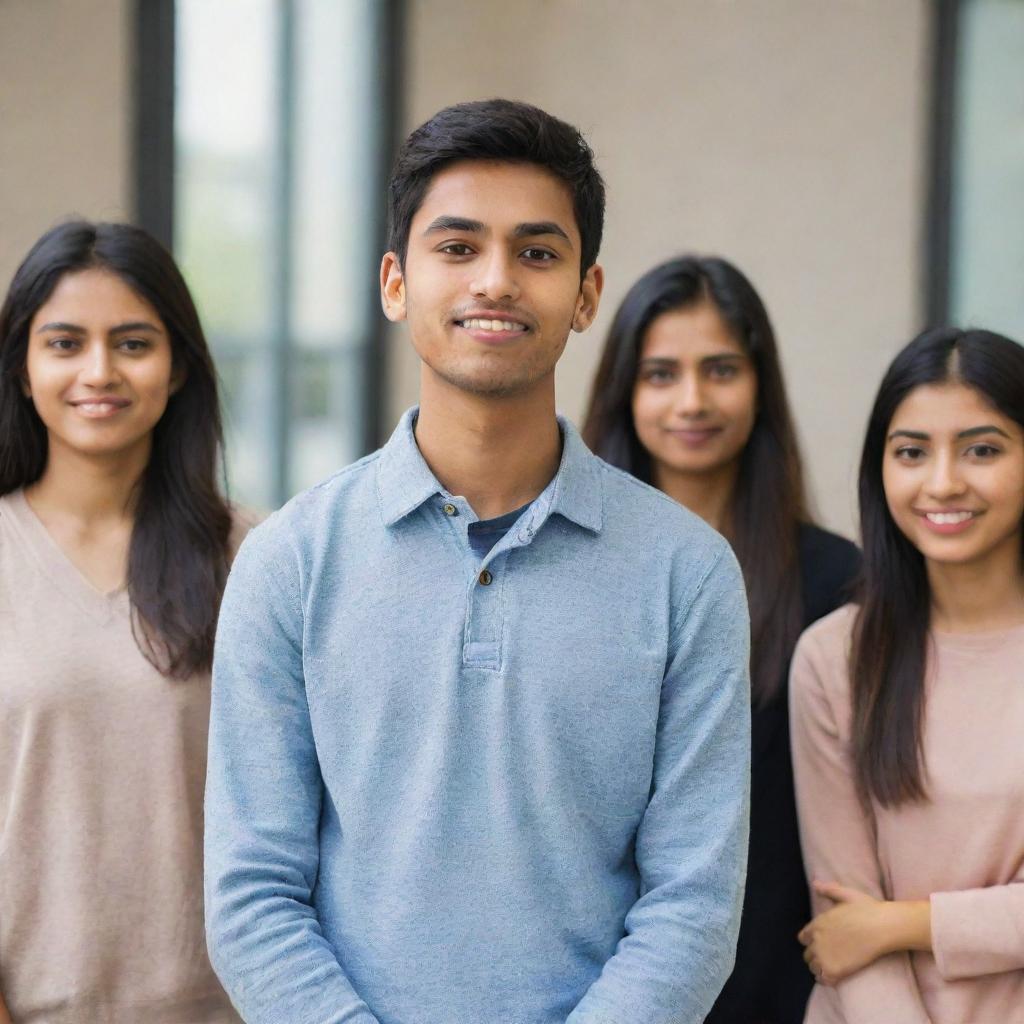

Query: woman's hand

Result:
[798,882,932,986]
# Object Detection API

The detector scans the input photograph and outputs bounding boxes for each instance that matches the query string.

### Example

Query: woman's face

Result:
[631,300,758,486]
[24,267,181,464]
[882,381,1024,572]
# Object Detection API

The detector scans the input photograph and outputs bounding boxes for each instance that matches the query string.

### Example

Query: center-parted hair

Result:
[583,255,808,708]
[0,220,233,679]
[387,98,605,278]
[851,326,1024,806]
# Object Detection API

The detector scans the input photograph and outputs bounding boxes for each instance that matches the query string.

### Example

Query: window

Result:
[139,0,394,508]
[932,0,1024,339]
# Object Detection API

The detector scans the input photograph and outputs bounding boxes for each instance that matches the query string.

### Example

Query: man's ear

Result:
[380,252,407,323]
[572,263,604,333]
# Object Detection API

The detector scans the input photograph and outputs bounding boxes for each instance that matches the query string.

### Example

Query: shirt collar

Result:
[376,406,604,534]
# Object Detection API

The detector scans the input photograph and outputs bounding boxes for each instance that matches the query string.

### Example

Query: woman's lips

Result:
[915,509,980,535]
[69,399,131,419]
[664,426,722,447]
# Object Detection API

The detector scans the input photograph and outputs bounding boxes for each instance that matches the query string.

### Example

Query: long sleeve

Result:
[567,545,751,1024]
[789,623,932,1024]
[204,527,381,1024]
[931,882,1024,980]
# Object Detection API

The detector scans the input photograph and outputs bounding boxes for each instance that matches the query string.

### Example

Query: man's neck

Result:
[414,371,562,521]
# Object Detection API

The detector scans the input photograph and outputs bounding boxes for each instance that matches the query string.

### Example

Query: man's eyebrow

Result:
[513,221,571,244]
[423,216,486,235]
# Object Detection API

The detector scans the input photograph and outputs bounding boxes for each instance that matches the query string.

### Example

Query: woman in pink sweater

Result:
[791,326,1024,1024]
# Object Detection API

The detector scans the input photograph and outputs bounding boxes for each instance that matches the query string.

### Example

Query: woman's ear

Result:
[169,365,187,396]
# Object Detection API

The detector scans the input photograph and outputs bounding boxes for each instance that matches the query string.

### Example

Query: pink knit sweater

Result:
[791,604,1024,1024]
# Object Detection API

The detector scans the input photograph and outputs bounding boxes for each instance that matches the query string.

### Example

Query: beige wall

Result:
[392,0,932,537]
[0,0,133,290]
[0,0,931,536]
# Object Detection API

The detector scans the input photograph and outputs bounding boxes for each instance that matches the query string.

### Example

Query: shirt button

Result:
[443,503,458,516]
[478,569,493,586]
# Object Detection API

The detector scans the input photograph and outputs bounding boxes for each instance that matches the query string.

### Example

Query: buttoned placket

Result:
[434,493,546,673]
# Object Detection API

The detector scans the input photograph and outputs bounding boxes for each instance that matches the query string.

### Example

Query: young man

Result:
[205,99,750,1024]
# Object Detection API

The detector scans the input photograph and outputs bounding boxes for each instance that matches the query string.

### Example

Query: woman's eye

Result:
[47,337,79,352]
[639,367,675,385]
[119,338,150,353]
[521,248,556,262]
[967,443,1000,459]
[894,445,926,462]
[707,362,739,380]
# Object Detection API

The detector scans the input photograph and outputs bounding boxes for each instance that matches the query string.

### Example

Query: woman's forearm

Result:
[882,899,932,956]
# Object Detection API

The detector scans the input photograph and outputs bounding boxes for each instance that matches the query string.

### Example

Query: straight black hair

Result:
[583,255,808,707]
[0,220,233,678]
[852,327,1024,806]
[387,98,605,278]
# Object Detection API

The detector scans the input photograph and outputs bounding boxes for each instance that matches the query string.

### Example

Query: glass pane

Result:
[174,0,278,508]
[174,0,381,508]
[950,0,1024,339]
[287,0,379,494]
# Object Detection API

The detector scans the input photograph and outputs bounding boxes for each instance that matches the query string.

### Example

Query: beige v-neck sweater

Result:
[0,489,250,1023]
[791,604,1024,1024]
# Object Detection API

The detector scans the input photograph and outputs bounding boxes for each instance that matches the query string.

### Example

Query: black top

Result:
[706,523,861,1024]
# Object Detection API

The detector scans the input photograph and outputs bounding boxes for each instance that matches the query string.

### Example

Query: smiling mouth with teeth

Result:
[923,511,977,524]
[456,318,527,332]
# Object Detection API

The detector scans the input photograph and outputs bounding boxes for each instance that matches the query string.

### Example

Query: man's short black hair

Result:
[387,98,605,277]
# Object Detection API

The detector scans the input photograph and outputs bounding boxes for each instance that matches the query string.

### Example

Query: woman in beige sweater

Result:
[0,222,250,1022]
[791,326,1024,1024]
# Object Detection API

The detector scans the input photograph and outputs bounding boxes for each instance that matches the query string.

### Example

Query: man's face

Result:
[381,160,602,399]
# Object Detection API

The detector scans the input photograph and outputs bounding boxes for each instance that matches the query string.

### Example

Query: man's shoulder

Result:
[591,456,730,563]
[239,448,386,557]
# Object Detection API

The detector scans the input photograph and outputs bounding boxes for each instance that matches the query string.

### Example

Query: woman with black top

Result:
[582,255,859,1024]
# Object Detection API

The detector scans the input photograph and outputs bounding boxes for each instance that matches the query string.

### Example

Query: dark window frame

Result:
[925,0,960,328]
[132,0,402,502]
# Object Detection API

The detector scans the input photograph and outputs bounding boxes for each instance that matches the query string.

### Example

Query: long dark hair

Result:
[852,326,1024,806]
[0,220,232,678]
[583,255,808,707]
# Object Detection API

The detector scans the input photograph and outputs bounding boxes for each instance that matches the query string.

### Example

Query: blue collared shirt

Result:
[205,409,751,1024]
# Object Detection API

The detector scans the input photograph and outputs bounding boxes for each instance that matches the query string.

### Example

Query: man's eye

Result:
[439,243,473,256]
[521,248,556,261]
